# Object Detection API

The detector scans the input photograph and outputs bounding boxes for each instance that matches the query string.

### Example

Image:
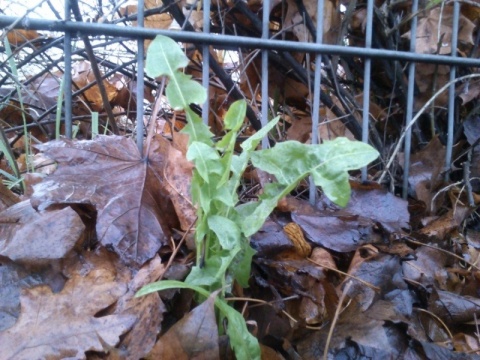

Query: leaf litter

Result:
[1,130,480,358]
[2,1,480,359]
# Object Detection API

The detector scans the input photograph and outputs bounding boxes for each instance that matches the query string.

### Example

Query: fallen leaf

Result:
[429,288,480,325]
[251,219,296,257]
[297,300,408,359]
[403,246,449,288]
[155,135,196,231]
[342,245,406,310]
[292,209,379,252]
[346,186,410,232]
[111,255,166,360]
[146,291,220,360]
[31,135,177,267]
[6,29,41,46]
[0,269,135,360]
[0,258,64,332]
[0,200,85,264]
[0,183,19,211]
[402,136,446,213]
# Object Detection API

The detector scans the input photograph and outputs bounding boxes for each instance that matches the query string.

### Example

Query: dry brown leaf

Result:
[111,255,166,359]
[119,0,174,49]
[292,209,379,253]
[0,257,63,332]
[0,200,85,264]
[146,291,220,360]
[319,105,354,141]
[402,6,474,55]
[251,220,297,257]
[284,0,340,44]
[283,222,311,258]
[286,112,312,143]
[401,6,475,109]
[31,135,177,267]
[152,135,196,231]
[310,247,337,270]
[72,61,118,112]
[6,29,41,46]
[342,245,405,311]
[401,136,446,213]
[0,269,135,360]
[419,206,472,239]
[403,246,449,288]
[346,186,410,233]
[0,183,19,211]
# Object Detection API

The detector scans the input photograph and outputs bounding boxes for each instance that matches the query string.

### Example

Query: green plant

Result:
[136,35,379,359]
[4,38,32,174]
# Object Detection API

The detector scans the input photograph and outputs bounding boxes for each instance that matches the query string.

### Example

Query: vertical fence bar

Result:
[202,0,211,124]
[136,0,145,153]
[361,0,374,182]
[445,1,459,181]
[309,0,324,205]
[261,0,270,149]
[402,0,419,199]
[63,0,72,139]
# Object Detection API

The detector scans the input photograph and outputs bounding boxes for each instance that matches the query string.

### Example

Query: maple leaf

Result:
[0,270,135,359]
[31,135,177,267]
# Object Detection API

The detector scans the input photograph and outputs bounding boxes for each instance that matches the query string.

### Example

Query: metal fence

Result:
[0,0,479,201]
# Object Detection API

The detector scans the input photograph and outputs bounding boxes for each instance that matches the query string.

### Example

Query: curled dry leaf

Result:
[0,183,19,211]
[112,255,166,360]
[31,135,177,267]
[0,269,135,360]
[72,61,118,112]
[283,222,312,258]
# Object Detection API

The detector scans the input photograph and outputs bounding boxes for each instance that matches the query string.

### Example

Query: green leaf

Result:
[241,116,280,152]
[146,35,206,109]
[223,100,246,131]
[146,35,189,77]
[250,138,379,207]
[215,101,247,186]
[236,195,282,237]
[186,250,239,288]
[136,279,210,298]
[208,215,241,250]
[187,142,222,183]
[166,72,207,110]
[182,108,214,146]
[231,243,256,288]
[216,301,261,360]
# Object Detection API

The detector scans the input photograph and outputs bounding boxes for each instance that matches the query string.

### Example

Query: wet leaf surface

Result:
[30,135,176,267]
